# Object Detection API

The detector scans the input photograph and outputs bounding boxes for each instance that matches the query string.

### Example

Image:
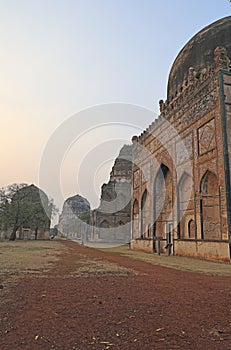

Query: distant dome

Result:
[167,16,231,101]
[63,194,90,215]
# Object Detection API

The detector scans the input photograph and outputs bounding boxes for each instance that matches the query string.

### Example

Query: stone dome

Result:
[167,16,231,101]
[64,194,90,212]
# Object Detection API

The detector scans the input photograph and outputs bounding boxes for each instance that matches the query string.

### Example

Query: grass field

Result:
[0,240,230,290]
[101,245,231,276]
[0,240,132,286]
[0,240,66,284]
[70,256,134,277]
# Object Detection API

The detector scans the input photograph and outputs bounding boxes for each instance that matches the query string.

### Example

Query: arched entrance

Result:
[153,164,173,253]
[200,170,220,240]
[177,172,194,239]
[141,189,147,238]
[132,199,139,239]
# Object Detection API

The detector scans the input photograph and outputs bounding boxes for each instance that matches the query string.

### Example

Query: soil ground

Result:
[0,239,231,350]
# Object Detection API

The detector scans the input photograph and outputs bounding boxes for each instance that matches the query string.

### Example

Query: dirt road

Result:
[0,240,231,349]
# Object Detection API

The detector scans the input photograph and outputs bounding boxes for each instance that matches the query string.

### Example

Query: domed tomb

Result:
[60,195,90,218]
[167,16,231,101]
[58,194,91,238]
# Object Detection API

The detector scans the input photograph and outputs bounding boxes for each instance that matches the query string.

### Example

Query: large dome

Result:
[167,16,231,101]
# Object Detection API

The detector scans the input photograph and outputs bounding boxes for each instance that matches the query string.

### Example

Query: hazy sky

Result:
[1,0,231,213]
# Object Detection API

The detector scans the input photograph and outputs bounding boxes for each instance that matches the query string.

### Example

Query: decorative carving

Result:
[159,99,164,113]
[188,67,195,85]
[214,47,230,71]
[132,135,138,143]
[198,119,216,155]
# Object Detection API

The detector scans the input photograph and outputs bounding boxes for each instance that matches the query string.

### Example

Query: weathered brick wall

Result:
[131,68,230,260]
[220,71,231,255]
[92,145,132,242]
[174,240,230,262]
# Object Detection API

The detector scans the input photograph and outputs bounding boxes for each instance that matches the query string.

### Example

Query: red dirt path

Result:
[1,240,231,350]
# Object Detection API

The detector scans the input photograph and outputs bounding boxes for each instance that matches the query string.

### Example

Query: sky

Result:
[0,0,231,217]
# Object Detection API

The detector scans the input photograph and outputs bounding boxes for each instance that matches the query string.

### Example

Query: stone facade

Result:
[91,144,132,243]
[0,227,50,240]
[58,195,91,241]
[131,16,231,261]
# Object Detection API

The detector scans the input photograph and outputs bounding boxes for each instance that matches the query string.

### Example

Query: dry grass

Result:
[0,240,133,286]
[101,245,231,276]
[0,240,66,285]
[69,256,134,277]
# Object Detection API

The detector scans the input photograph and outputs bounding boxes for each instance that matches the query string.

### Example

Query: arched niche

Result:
[153,164,173,239]
[177,172,194,239]
[200,170,220,240]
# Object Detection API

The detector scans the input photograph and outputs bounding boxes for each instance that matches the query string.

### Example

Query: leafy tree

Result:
[0,183,57,241]
[0,184,27,239]
[29,196,58,239]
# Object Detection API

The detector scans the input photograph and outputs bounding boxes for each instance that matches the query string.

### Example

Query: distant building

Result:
[0,184,51,240]
[91,144,132,243]
[58,195,91,241]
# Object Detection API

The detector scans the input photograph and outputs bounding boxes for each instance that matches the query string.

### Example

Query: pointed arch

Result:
[132,199,139,239]
[153,164,171,217]
[153,163,173,242]
[188,219,195,238]
[177,172,194,239]
[141,189,148,238]
[200,170,219,195]
[200,170,220,240]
